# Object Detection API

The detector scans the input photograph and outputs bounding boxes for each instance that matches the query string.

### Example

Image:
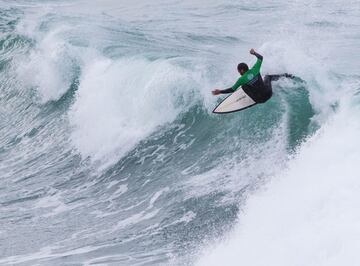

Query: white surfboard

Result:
[213,88,256,114]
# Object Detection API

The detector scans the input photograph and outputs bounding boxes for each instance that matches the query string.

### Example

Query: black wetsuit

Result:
[252,74,290,103]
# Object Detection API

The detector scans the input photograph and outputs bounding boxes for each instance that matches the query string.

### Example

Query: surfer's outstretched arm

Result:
[212,87,234,95]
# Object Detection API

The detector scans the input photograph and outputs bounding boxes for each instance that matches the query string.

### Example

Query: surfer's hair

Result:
[237,63,249,73]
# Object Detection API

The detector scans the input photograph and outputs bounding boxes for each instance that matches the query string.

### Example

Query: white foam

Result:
[167,211,197,227]
[69,57,198,168]
[108,184,128,202]
[196,90,360,266]
[149,187,170,208]
[0,245,99,265]
[181,110,289,202]
[259,40,340,125]
[16,26,78,103]
[116,209,160,229]
[113,187,169,229]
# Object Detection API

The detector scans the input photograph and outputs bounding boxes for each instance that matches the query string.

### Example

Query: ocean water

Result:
[0,0,359,265]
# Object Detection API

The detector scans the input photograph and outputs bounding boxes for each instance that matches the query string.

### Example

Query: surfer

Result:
[212,49,293,103]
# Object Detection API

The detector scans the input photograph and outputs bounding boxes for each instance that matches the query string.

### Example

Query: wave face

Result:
[0,1,358,265]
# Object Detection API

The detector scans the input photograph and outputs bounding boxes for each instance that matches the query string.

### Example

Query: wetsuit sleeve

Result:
[253,51,263,61]
[219,88,234,94]
[251,58,263,74]
[251,51,263,73]
[231,75,247,91]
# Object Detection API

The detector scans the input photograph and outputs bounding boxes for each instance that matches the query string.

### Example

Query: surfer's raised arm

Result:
[250,48,263,60]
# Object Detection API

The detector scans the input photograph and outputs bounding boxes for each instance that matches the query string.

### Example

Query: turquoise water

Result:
[0,1,359,265]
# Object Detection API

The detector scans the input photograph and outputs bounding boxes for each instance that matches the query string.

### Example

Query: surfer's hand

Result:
[250,48,255,55]
[212,89,221,95]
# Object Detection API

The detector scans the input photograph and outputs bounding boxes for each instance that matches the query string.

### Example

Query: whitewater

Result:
[0,0,359,265]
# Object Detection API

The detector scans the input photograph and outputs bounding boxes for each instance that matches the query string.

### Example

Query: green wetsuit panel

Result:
[232,58,263,91]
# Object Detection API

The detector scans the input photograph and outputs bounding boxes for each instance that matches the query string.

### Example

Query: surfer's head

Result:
[237,63,249,75]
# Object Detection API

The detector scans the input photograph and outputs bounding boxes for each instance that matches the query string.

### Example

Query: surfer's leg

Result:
[257,75,273,103]
[266,73,294,82]
[264,75,272,87]
[260,73,296,103]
